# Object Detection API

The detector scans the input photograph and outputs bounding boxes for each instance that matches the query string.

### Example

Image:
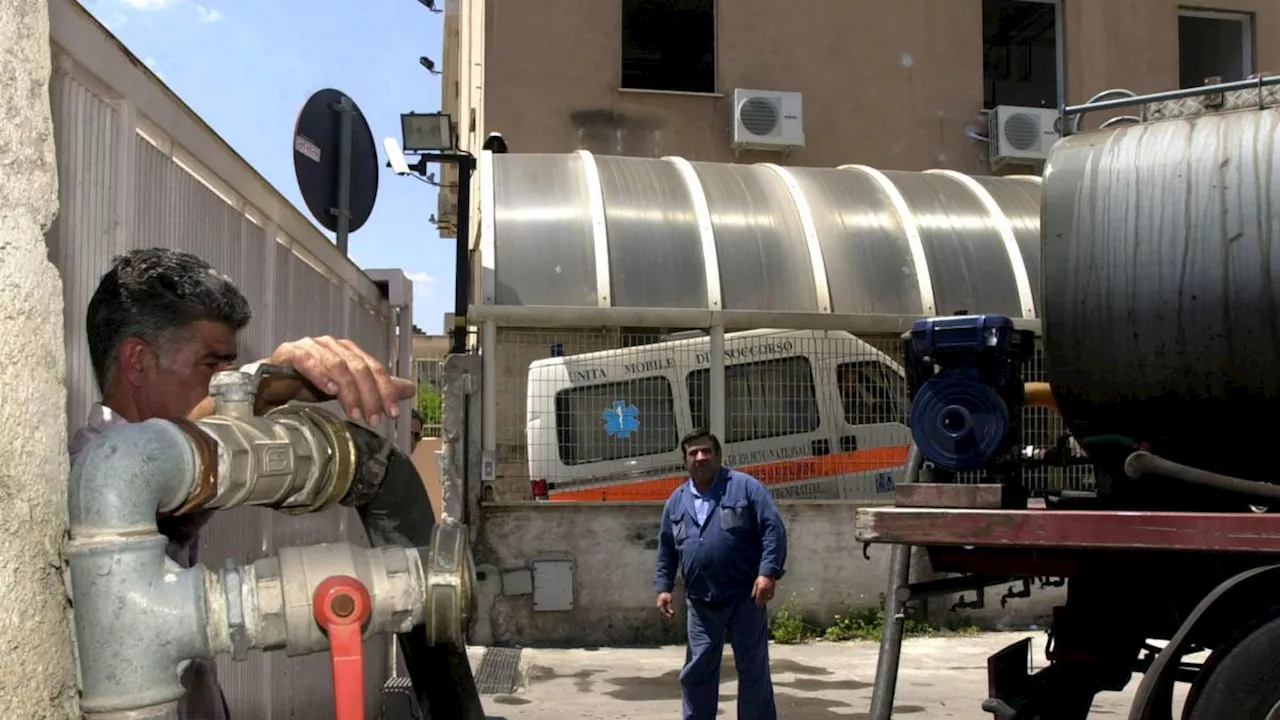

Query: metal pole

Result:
[481,320,497,458]
[868,444,925,720]
[334,96,353,255]
[1055,0,1069,118]
[452,157,476,354]
[709,322,726,440]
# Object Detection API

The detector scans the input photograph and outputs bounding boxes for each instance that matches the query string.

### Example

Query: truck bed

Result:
[854,505,1280,553]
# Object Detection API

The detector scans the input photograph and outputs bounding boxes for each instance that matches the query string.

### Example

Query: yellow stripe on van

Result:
[547,444,910,502]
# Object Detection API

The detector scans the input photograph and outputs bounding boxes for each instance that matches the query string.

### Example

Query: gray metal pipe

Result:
[66,378,481,717]
[868,444,924,720]
[67,420,206,718]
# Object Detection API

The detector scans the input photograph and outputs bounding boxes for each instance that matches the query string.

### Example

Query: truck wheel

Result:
[1185,614,1280,719]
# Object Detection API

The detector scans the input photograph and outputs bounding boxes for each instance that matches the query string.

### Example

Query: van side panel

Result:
[531,330,912,502]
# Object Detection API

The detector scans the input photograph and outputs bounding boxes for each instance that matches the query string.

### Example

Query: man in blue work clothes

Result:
[655,429,788,720]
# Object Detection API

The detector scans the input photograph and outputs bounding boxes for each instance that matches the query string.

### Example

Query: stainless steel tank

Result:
[1042,99,1280,484]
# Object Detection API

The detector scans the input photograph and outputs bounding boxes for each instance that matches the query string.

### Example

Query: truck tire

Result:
[1185,614,1280,719]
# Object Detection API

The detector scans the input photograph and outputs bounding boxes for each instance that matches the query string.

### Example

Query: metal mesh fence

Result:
[414,357,445,439]
[490,326,1095,501]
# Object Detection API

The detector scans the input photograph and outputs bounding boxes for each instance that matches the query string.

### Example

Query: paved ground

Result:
[470,632,1191,719]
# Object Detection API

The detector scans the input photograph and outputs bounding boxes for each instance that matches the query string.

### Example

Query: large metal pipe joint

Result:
[420,522,476,647]
[192,367,357,515]
[67,420,211,716]
[203,523,475,661]
[206,542,427,659]
[195,404,356,514]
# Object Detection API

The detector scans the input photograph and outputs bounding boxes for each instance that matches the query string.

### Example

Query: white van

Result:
[525,329,910,502]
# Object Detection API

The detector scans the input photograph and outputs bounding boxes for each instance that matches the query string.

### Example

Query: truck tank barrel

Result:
[1041,101,1280,484]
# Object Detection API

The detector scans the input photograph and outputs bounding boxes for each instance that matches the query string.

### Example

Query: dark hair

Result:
[681,429,721,455]
[411,408,424,424]
[86,248,251,395]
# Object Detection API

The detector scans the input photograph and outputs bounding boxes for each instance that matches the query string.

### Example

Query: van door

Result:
[822,356,912,499]
[685,346,839,500]
[544,370,687,501]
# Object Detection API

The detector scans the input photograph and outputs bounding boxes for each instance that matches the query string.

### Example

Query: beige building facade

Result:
[437,0,1274,500]
[439,0,1278,234]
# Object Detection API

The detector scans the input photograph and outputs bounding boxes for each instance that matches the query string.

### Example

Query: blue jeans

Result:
[681,596,777,720]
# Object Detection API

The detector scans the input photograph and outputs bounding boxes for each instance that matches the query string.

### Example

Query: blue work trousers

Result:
[681,596,777,720]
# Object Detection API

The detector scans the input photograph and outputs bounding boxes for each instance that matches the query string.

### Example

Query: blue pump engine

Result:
[902,314,1036,471]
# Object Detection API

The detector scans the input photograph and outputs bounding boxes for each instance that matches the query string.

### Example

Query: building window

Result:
[1179,9,1254,89]
[687,357,821,444]
[621,0,716,93]
[983,0,1058,109]
[837,361,907,426]
[555,376,679,465]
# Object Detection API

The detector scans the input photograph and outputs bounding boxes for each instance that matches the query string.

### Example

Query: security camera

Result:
[417,0,442,12]
[481,131,509,154]
[383,137,412,175]
[419,56,440,75]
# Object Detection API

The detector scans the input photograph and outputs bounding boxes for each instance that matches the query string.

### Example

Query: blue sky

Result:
[83,0,452,333]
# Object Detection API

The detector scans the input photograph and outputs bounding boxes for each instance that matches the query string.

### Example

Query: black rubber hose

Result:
[345,424,486,720]
[1124,450,1280,501]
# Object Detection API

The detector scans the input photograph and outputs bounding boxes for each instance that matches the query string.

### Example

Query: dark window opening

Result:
[687,357,820,444]
[836,362,908,426]
[983,0,1058,109]
[621,0,716,93]
[1179,9,1254,89]
[555,376,679,465]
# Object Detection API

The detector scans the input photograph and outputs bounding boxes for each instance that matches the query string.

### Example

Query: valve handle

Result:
[313,575,373,720]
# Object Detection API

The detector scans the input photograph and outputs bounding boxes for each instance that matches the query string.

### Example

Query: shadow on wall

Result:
[571,108,670,157]
[470,502,1064,647]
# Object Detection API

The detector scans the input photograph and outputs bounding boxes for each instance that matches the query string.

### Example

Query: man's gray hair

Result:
[86,247,252,396]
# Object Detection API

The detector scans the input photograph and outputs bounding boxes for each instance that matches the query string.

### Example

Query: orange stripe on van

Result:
[548,444,911,502]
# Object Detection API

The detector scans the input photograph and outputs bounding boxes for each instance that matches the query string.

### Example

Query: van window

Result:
[837,361,907,425]
[687,356,821,443]
[554,376,679,465]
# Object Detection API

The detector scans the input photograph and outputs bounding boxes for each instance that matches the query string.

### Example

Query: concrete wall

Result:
[0,0,78,715]
[471,501,1063,647]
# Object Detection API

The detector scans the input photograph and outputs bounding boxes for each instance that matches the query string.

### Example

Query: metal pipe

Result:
[396,302,415,451]
[709,323,726,439]
[467,304,1044,336]
[67,420,207,718]
[334,95,353,255]
[205,542,428,659]
[68,414,479,717]
[868,444,925,720]
[452,156,477,354]
[1064,74,1280,116]
[482,320,497,460]
[1054,0,1069,118]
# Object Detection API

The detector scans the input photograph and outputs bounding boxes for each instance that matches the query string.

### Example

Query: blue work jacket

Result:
[655,467,788,605]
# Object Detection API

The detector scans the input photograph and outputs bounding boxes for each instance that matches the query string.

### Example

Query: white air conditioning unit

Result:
[988,105,1062,169]
[731,89,805,155]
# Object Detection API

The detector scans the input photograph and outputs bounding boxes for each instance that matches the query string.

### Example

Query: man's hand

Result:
[752,576,776,607]
[258,336,416,425]
[656,592,675,619]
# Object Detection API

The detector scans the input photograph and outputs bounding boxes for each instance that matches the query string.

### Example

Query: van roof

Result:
[526,328,884,371]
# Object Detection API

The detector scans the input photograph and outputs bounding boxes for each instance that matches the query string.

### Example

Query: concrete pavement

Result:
[470,632,1190,719]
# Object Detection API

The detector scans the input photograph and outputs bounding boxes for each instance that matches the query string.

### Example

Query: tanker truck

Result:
[856,76,1280,720]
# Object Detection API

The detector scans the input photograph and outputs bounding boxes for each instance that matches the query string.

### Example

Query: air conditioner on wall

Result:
[731,88,805,156]
[988,105,1062,170]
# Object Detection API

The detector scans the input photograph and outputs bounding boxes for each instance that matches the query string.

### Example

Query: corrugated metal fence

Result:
[45,1,407,716]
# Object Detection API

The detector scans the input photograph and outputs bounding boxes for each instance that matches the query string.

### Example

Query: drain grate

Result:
[474,647,523,695]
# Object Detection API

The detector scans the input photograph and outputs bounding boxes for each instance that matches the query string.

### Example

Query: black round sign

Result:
[292,88,379,235]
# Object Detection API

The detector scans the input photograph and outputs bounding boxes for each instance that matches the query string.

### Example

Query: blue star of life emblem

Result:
[602,400,641,439]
